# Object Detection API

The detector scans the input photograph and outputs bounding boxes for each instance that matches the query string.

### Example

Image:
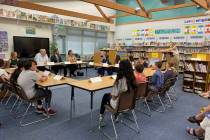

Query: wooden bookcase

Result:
[183,59,210,94]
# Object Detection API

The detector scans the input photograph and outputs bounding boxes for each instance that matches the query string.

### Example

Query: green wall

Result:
[116,0,205,24]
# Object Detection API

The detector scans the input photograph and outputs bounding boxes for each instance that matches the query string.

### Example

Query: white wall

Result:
[0,18,52,59]
[0,2,116,58]
[115,15,210,42]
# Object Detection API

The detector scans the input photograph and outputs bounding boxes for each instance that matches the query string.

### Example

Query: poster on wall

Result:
[171,36,187,42]
[0,31,8,52]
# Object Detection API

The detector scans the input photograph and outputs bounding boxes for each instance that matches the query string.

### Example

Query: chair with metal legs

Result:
[2,79,18,106]
[135,82,151,117]
[100,90,140,140]
[14,83,49,127]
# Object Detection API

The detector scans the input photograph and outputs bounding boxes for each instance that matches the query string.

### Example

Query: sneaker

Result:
[98,116,105,129]
[36,107,47,114]
[46,109,56,116]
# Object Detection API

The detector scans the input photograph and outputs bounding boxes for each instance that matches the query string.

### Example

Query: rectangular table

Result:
[37,62,88,76]
[67,76,115,123]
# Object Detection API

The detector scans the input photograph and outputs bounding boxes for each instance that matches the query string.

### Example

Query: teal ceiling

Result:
[116,0,206,24]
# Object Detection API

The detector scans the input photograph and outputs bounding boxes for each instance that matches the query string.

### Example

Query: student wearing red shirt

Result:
[134,63,147,83]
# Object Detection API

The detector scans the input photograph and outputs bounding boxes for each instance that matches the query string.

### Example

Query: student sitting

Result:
[164,61,178,81]
[50,48,67,76]
[186,104,210,139]
[9,52,18,68]
[0,59,10,80]
[10,60,24,84]
[139,57,148,68]
[98,60,136,128]
[134,63,147,83]
[17,60,56,116]
[147,61,164,99]
[67,50,77,77]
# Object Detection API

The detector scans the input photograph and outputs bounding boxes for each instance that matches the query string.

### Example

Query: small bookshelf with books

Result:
[183,60,210,94]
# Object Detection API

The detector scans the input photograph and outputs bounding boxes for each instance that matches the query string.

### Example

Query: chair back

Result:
[4,78,16,93]
[136,82,148,99]
[13,83,29,100]
[117,89,136,112]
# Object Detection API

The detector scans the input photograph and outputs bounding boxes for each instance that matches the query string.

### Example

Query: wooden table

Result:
[67,76,115,123]
[143,68,156,77]
[37,61,88,76]
[5,68,16,74]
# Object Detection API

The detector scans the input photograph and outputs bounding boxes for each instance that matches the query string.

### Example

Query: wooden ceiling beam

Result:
[109,2,197,18]
[191,0,208,10]
[80,0,149,18]
[3,1,112,23]
[148,2,196,12]
[94,5,111,23]
[136,0,151,18]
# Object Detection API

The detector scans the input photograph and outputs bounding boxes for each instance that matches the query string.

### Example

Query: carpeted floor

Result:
[0,69,209,140]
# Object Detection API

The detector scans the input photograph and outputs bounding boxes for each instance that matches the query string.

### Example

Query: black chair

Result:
[13,83,49,126]
[100,90,140,140]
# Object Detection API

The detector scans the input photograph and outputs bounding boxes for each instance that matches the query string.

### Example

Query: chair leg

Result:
[156,94,166,113]
[20,103,49,127]
[135,99,152,117]
[20,103,32,126]
[165,92,173,108]
[1,90,9,104]
[131,110,140,133]
[5,93,13,106]
[111,114,118,140]
[10,97,19,112]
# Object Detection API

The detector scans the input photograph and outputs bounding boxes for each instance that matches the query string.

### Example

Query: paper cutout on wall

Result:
[0,31,8,52]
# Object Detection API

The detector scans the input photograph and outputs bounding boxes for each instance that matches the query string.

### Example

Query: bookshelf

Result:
[183,60,210,94]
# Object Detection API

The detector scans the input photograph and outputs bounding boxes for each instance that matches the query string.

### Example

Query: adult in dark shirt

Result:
[97,51,112,76]
[50,48,67,76]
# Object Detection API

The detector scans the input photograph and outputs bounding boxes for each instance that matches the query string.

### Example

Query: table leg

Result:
[86,64,88,77]
[70,86,75,120]
[90,91,94,126]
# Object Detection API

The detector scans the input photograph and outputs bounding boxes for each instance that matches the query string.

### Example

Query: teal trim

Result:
[116,0,205,24]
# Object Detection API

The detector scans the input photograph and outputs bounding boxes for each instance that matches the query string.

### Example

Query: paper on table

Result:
[53,75,63,80]
[38,62,44,66]
[76,60,83,63]
[111,75,117,80]
[89,62,94,65]
[90,77,102,83]
[102,63,109,67]
[64,61,71,64]
[43,70,50,77]
[115,64,119,67]
[47,62,55,65]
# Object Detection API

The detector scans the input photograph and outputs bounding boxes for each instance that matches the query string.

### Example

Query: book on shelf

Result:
[184,63,194,71]
[195,63,207,73]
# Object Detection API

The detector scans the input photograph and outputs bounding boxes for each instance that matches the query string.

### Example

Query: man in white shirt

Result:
[34,49,49,71]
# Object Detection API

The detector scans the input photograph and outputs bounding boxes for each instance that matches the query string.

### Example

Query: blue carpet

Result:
[0,69,209,140]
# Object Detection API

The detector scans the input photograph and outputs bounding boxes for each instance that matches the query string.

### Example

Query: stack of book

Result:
[184,62,194,71]
[195,63,207,73]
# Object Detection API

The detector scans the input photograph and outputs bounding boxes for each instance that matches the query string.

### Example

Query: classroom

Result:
[0,0,210,140]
